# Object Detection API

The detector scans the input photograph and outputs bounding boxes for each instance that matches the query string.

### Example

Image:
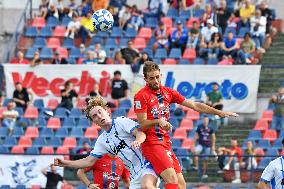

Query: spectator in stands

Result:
[11,51,29,64]
[92,0,109,11]
[153,22,169,53]
[89,83,101,98]
[259,1,274,35]
[208,32,223,59]
[113,51,126,64]
[241,141,257,170]
[79,44,86,57]
[238,32,256,64]
[186,21,200,49]
[78,0,91,16]
[118,5,132,29]
[143,0,164,18]
[58,81,78,111]
[227,12,240,29]
[127,5,144,31]
[30,51,43,67]
[111,71,129,100]
[78,11,94,43]
[218,138,242,183]
[47,4,60,20]
[239,0,255,20]
[201,4,214,27]
[93,43,107,64]
[120,40,140,65]
[216,0,231,33]
[181,0,195,10]
[269,87,284,131]
[52,50,68,64]
[193,116,216,179]
[77,141,92,155]
[2,101,19,136]
[170,20,188,53]
[39,0,49,19]
[131,52,152,74]
[221,31,238,58]
[206,82,224,110]
[82,50,97,64]
[42,165,67,189]
[250,9,267,50]
[65,13,80,39]
[13,82,34,110]
[201,19,218,44]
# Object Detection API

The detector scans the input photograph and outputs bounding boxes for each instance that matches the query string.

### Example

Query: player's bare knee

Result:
[141,183,155,189]
[161,169,178,183]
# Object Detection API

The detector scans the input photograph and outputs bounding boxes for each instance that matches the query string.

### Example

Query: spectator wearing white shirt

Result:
[2,101,19,136]
[201,19,218,43]
[250,9,267,49]
[118,5,132,29]
[93,43,106,64]
[65,13,81,39]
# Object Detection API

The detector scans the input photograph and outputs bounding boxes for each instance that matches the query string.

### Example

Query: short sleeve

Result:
[134,93,147,114]
[260,161,275,183]
[169,88,186,104]
[57,174,63,181]
[123,80,129,90]
[90,136,108,158]
[84,166,93,173]
[121,167,130,180]
[116,117,139,135]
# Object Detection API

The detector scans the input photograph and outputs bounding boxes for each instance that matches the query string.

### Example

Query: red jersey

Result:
[134,85,185,144]
[84,154,130,189]
[230,146,243,161]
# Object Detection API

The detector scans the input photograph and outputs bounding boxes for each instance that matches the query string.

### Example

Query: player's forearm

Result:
[139,119,161,131]
[135,131,146,144]
[187,101,223,117]
[65,156,96,169]
[77,169,91,186]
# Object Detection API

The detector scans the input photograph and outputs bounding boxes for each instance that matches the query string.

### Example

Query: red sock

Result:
[164,183,178,189]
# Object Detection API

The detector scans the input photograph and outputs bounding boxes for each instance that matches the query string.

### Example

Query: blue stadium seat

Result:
[166,8,179,19]
[271,8,276,20]
[248,130,262,141]
[266,148,279,157]
[47,16,60,27]
[55,107,69,119]
[154,48,167,59]
[48,137,62,147]
[0,127,8,138]
[179,157,191,171]
[16,117,30,127]
[69,47,82,59]
[179,59,190,65]
[37,117,47,128]
[13,127,24,137]
[70,128,84,138]
[39,26,53,37]
[78,138,91,147]
[32,137,47,147]
[187,130,196,138]
[112,109,127,118]
[119,99,132,111]
[175,148,189,157]
[67,57,76,64]
[192,9,205,18]
[193,57,205,65]
[146,37,156,48]
[0,185,11,189]
[40,47,53,59]
[142,48,153,58]
[77,118,90,128]
[55,128,69,138]
[25,27,38,37]
[224,27,237,37]
[34,99,44,109]
[90,36,103,45]
[69,108,83,119]
[179,10,191,20]
[125,28,137,38]
[3,136,17,147]
[272,139,282,150]
[62,117,76,129]
[61,16,72,27]
[208,58,218,65]
[62,38,75,49]
[174,18,186,26]
[241,139,256,149]
[169,48,182,59]
[170,103,177,112]
[15,185,26,189]
[26,147,40,155]
[105,38,117,49]
[238,27,250,38]
[33,37,46,48]
[40,128,54,138]
[257,139,271,149]
[169,118,179,129]
[171,139,182,147]
[119,38,130,48]
[152,58,162,65]
[111,27,123,38]
[15,107,24,116]
[145,17,158,28]
[0,146,9,153]
[96,31,109,38]
[3,98,12,106]
[258,158,271,169]
[279,130,284,138]
[76,184,87,189]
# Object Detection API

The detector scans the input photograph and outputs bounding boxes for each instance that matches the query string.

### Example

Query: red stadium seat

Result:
[263,130,277,142]
[91,123,101,131]
[41,146,54,154]
[186,18,200,28]
[76,98,87,109]
[261,110,274,122]
[47,99,59,109]
[197,186,211,189]
[84,127,99,139]
[166,27,176,35]
[163,58,177,65]
[182,48,196,62]
[47,37,61,49]
[31,185,41,189]
[281,149,284,156]
[25,127,39,139]
[180,118,194,131]
[254,119,269,132]
[133,38,146,50]
[32,17,46,28]
[181,138,194,150]
[161,17,173,28]
[63,137,77,149]
[0,107,7,119]
[47,117,61,129]
[185,109,200,121]
[173,128,187,140]
[11,146,25,154]
[53,26,66,37]
[61,184,74,189]
[24,106,39,119]
[127,108,137,120]
[255,148,265,162]
[137,27,152,39]
[18,136,33,148]
[56,146,70,154]
[56,47,68,59]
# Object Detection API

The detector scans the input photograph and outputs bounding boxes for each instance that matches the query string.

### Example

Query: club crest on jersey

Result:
[135,101,141,109]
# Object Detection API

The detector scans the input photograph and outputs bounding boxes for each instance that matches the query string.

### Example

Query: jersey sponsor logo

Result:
[109,140,127,155]
[135,101,141,109]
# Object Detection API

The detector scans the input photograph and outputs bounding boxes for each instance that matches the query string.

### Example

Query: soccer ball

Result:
[92,9,114,32]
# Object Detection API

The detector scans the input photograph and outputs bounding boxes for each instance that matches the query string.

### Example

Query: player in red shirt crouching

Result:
[134,61,238,189]
[77,154,130,189]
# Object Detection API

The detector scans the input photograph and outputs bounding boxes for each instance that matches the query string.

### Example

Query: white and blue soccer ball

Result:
[92,9,114,32]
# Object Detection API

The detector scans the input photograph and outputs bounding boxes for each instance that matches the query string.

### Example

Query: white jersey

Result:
[90,117,146,180]
[260,156,284,189]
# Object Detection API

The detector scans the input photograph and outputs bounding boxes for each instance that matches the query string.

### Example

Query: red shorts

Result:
[141,143,182,175]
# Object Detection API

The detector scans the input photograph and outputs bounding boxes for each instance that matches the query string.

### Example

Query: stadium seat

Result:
[142,48,154,58]
[40,47,53,59]
[185,109,200,120]
[261,110,273,122]
[180,10,191,20]
[0,146,9,153]
[169,48,182,59]
[192,9,205,18]
[13,127,25,137]
[133,38,146,50]
[84,127,99,139]
[111,27,123,38]
[127,108,137,120]
[172,138,182,147]
[18,136,32,148]
[69,108,83,119]
[56,146,70,154]
[11,146,25,154]
[258,157,271,169]
[63,137,77,149]
[112,109,127,118]
[15,186,26,189]
[40,128,54,138]
[266,148,279,157]
[32,137,47,147]
[56,47,68,59]
[62,117,76,129]
[0,127,8,138]
[272,139,283,150]
[161,17,173,28]
[3,136,17,147]
[137,27,152,39]
[53,26,66,37]
[173,128,187,140]
[26,147,40,155]
[163,58,177,65]
[55,128,69,138]
[69,47,82,59]
[3,98,12,106]
[41,146,54,154]
[33,37,46,48]
[182,48,196,62]
[238,27,250,38]
[263,130,277,142]
[47,99,59,109]
[208,58,218,65]
[169,118,179,128]
[31,185,41,189]
[62,38,75,49]
[166,8,179,19]
[105,38,117,49]
[70,128,84,138]
[24,106,39,119]
[47,37,61,49]
[47,117,61,129]
[248,130,262,141]
[47,16,60,27]
[48,137,62,147]
[61,184,74,189]
[61,16,72,26]
[25,47,38,59]
[78,118,90,128]
[55,107,69,118]
[15,107,24,116]
[0,185,11,189]
[145,17,158,28]
[224,27,237,37]
[34,99,44,109]
[25,27,38,37]
[254,119,269,131]
[257,139,271,149]
[76,184,87,189]
[32,17,46,28]
[119,99,132,110]
[175,147,189,157]
[124,27,137,38]
[155,48,167,59]
[39,26,53,37]
[193,57,205,65]
[181,138,194,150]
[180,118,194,131]
[25,127,39,139]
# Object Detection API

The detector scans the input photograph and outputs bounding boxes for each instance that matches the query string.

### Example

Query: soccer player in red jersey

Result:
[134,61,238,189]
[77,154,130,189]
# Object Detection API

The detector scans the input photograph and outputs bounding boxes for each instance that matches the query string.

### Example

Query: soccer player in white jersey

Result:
[53,96,159,189]
[258,138,284,189]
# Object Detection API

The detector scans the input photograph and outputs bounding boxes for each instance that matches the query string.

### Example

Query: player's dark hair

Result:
[143,61,160,78]
[84,96,108,121]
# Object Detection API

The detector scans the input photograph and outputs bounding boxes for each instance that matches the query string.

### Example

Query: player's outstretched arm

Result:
[77,169,100,189]
[136,113,172,131]
[181,99,239,118]
[131,128,146,149]
[257,181,270,189]
[53,156,97,169]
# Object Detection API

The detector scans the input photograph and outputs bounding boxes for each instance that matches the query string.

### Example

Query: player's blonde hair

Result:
[84,96,108,121]
[143,61,160,78]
